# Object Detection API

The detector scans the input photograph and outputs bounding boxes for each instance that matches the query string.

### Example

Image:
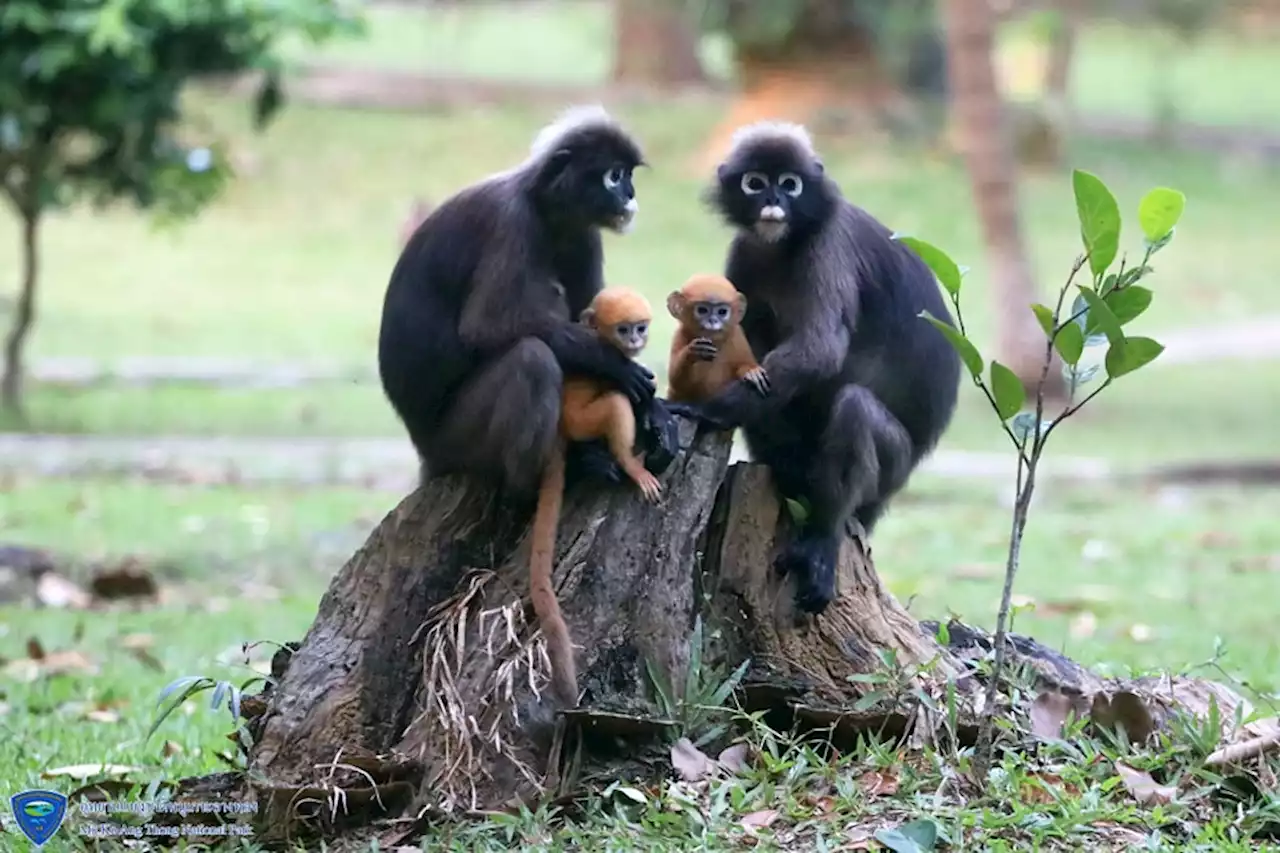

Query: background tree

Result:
[942,0,1067,397]
[688,0,948,163]
[612,0,707,87]
[0,0,358,418]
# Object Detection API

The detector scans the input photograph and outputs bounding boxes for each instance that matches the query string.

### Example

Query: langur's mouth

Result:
[608,199,639,234]
[754,221,788,242]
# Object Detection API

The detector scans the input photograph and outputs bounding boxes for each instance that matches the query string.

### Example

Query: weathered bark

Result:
[242,418,961,841]
[942,0,1068,401]
[233,416,1258,846]
[611,0,707,88]
[2,210,38,417]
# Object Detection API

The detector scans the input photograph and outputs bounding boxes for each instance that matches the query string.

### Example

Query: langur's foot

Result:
[774,534,840,615]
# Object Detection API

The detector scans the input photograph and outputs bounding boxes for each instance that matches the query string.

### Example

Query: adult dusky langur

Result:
[688,121,961,615]
[378,106,679,495]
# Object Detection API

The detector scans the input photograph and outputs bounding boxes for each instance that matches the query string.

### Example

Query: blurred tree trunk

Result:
[2,209,38,418]
[699,2,912,167]
[941,0,1067,400]
[611,0,706,87]
[1042,0,1078,115]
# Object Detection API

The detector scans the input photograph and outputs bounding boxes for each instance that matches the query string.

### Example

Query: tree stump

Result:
[238,415,1262,846]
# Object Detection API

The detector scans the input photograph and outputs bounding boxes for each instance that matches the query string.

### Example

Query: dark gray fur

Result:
[694,122,961,614]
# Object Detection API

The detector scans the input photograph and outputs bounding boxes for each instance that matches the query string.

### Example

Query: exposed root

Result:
[401,568,547,812]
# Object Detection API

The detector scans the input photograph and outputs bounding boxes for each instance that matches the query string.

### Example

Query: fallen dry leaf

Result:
[1037,599,1094,617]
[717,743,751,774]
[43,763,141,780]
[950,563,997,581]
[671,737,714,782]
[739,809,779,831]
[1092,691,1156,744]
[36,571,91,609]
[856,768,900,797]
[1115,762,1175,805]
[1020,772,1077,805]
[84,708,120,724]
[162,741,184,758]
[26,637,46,660]
[1068,611,1097,639]
[1030,690,1077,739]
[4,647,97,681]
[90,561,159,601]
[1197,530,1240,549]
[1127,623,1153,643]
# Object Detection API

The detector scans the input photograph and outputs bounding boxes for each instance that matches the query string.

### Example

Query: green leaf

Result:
[876,818,941,852]
[1054,321,1085,365]
[896,236,963,298]
[1076,287,1123,345]
[989,361,1026,421]
[1030,303,1055,339]
[1104,285,1153,327]
[1072,169,1122,277]
[784,497,809,525]
[1137,187,1186,243]
[1010,412,1039,443]
[1105,336,1165,379]
[920,310,983,377]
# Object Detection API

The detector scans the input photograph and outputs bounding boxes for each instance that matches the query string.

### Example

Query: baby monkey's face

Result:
[691,300,733,336]
[610,317,650,358]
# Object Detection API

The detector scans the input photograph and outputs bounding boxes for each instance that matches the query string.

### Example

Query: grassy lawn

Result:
[3,474,1279,850]
[3,95,1279,466]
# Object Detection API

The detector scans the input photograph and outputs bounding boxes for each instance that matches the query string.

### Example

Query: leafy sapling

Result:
[897,169,1187,769]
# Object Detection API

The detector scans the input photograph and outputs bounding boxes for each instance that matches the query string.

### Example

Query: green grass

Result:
[3,94,1278,465]
[3,475,1279,850]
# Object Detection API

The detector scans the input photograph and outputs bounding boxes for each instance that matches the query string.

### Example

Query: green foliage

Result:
[1072,170,1123,279]
[689,0,940,86]
[988,362,1025,421]
[0,0,360,219]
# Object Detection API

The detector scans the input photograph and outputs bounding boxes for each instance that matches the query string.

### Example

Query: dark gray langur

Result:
[378,105,679,496]
[683,121,961,615]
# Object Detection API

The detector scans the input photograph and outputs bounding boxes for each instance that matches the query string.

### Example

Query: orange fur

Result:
[529,287,661,708]
[665,274,765,404]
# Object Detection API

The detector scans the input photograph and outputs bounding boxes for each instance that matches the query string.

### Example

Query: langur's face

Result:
[537,131,643,234]
[711,142,827,245]
[596,162,639,234]
[609,316,649,358]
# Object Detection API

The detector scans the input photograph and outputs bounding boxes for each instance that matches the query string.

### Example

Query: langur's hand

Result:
[743,367,770,396]
[690,338,718,362]
[611,350,656,405]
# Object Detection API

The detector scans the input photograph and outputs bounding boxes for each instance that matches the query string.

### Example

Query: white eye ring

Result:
[603,167,623,190]
[741,171,768,195]
[778,172,803,197]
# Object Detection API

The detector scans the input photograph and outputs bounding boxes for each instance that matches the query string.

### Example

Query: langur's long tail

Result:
[528,440,578,707]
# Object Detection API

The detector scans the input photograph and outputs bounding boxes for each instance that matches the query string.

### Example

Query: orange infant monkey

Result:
[666,273,768,404]
[529,287,662,708]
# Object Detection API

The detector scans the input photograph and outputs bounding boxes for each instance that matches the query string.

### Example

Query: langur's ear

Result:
[666,292,685,319]
[580,307,597,329]
[716,163,729,183]
[734,292,748,322]
[812,159,824,176]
